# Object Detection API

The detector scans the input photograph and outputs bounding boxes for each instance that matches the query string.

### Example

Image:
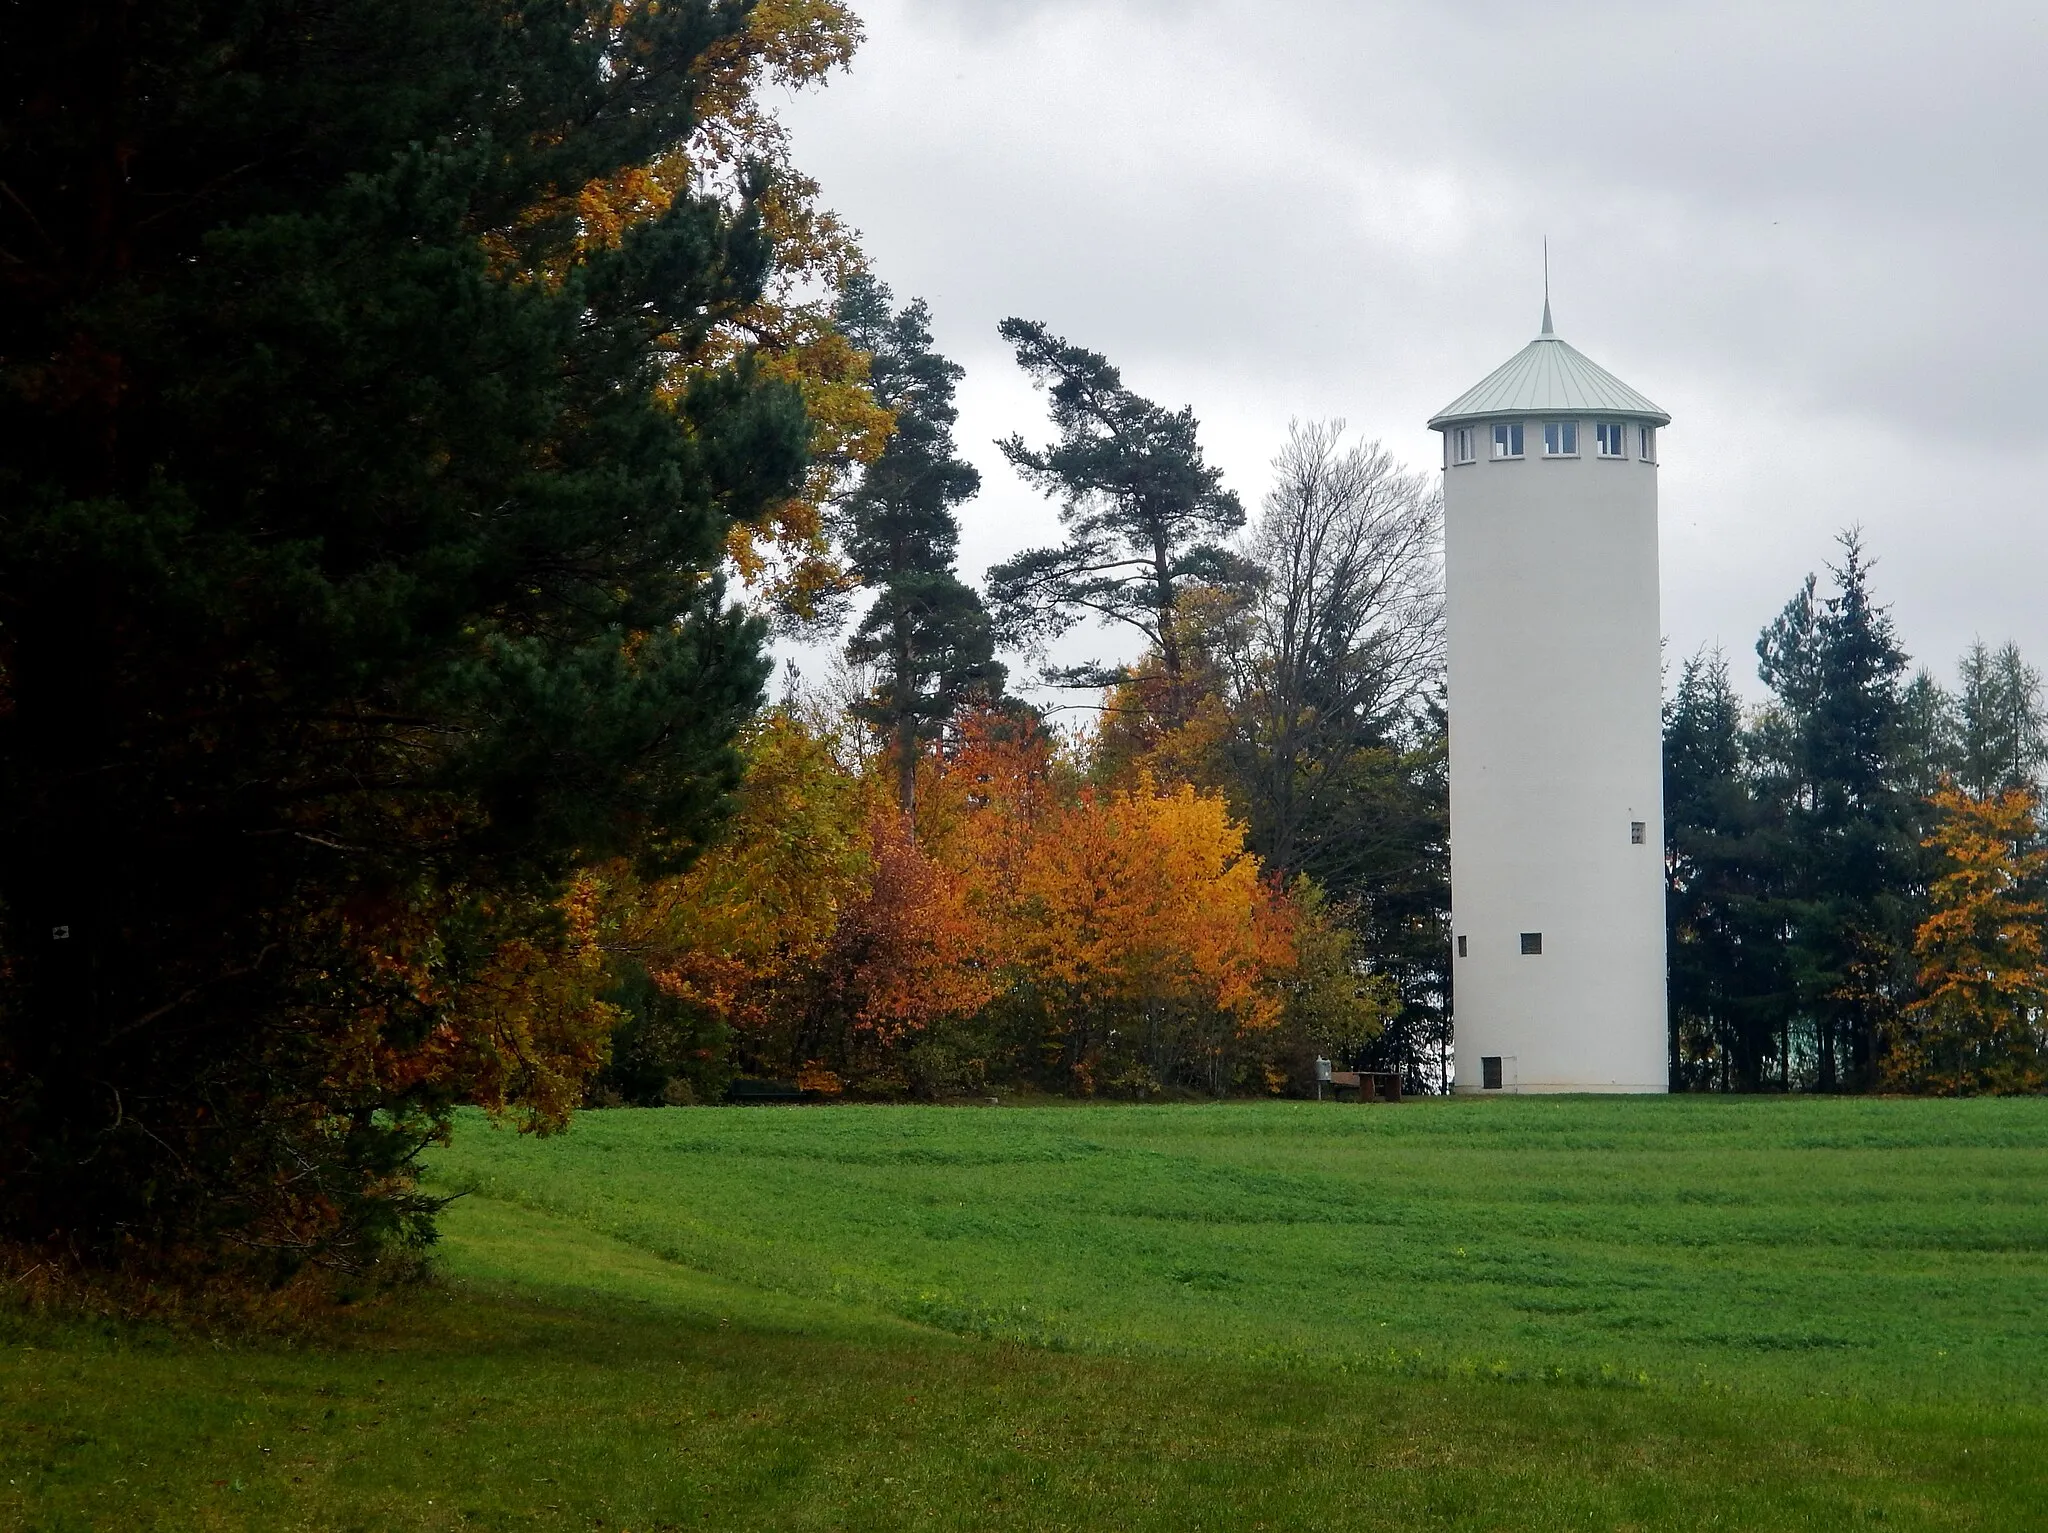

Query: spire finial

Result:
[1541,238,1554,335]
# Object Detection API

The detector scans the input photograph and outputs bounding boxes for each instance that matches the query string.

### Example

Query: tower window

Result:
[1638,425,1657,462]
[1457,934,1468,957]
[1492,422,1523,459]
[1481,1056,1504,1090]
[1596,422,1627,458]
[1542,421,1577,456]
[1520,932,1543,955]
[1631,820,1647,844]
[1453,426,1476,465]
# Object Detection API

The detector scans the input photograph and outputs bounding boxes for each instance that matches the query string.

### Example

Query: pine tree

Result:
[0,0,810,1269]
[835,276,1005,813]
[986,319,1249,722]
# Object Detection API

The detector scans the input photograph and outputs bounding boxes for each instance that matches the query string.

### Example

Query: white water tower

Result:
[1428,298,1670,1094]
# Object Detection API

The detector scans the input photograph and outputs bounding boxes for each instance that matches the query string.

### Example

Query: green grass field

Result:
[4,1096,2045,1530]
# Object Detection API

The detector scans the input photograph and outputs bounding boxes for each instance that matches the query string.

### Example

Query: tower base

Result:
[1453,1080,1668,1096]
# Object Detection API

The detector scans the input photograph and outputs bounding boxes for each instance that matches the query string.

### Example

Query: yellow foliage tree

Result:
[960,749,1295,1092]
[1886,781,2048,1094]
[590,713,871,1055]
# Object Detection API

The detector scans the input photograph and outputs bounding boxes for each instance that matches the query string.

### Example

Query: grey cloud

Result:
[777,0,2048,697]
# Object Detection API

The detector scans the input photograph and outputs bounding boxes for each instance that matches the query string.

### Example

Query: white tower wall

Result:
[1441,424,1667,1092]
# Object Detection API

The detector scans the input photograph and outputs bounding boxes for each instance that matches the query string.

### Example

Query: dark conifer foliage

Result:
[1752,532,1917,1090]
[835,277,1004,811]
[0,0,809,1269]
[987,319,1249,718]
[1664,650,1788,1090]
[1664,534,1958,1092]
[1953,641,2048,800]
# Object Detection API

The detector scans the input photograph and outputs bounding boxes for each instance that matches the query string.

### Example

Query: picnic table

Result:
[1314,1062,1402,1103]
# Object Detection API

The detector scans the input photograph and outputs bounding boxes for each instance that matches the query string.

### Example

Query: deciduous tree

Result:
[1887,783,2048,1094]
[1221,421,1442,878]
[590,714,870,1101]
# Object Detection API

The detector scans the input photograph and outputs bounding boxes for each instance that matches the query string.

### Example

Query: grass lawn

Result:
[3,1095,2045,1529]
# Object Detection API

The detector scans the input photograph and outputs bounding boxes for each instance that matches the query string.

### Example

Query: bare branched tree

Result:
[1223,419,1443,876]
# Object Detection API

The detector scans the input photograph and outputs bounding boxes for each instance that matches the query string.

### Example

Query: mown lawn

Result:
[3,1095,2044,1530]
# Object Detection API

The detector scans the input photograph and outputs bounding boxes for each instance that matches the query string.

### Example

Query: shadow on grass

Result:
[1,1193,2041,1531]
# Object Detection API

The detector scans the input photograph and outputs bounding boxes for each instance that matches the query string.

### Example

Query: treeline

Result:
[0,0,887,1275]
[0,0,1446,1279]
[1667,535,2048,1095]
[8,0,2031,1291]
[583,294,1448,1104]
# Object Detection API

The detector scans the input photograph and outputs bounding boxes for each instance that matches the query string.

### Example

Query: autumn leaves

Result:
[585,710,1360,1102]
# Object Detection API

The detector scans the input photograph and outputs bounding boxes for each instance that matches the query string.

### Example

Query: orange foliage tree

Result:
[584,713,870,1100]
[593,706,1356,1101]
[1009,776,1296,1092]
[906,712,1301,1095]
[1886,782,2048,1094]
[814,808,997,1061]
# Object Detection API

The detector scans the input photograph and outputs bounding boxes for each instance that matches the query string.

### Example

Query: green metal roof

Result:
[1428,305,1670,430]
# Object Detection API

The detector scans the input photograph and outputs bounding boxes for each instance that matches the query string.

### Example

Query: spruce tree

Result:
[986,319,1249,722]
[835,277,1004,812]
[0,0,809,1269]
[1754,532,1917,1090]
[1664,649,1787,1089]
[1896,668,1962,804]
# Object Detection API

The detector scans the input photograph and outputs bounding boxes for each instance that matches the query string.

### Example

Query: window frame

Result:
[1596,422,1627,459]
[1452,425,1476,465]
[1542,421,1579,458]
[1638,425,1657,463]
[1491,422,1524,460]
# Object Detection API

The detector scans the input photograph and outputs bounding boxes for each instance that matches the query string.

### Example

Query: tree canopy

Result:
[836,276,1005,811]
[986,319,1247,719]
[0,0,813,1273]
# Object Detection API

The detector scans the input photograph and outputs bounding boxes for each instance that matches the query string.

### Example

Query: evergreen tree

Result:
[1896,668,1962,805]
[0,0,809,1270]
[1663,649,1787,1089]
[1955,640,2047,799]
[986,319,1249,721]
[835,277,1004,812]
[1339,706,1454,1095]
[1754,532,1917,1090]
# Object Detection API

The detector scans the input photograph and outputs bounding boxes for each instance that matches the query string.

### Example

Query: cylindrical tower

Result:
[1429,302,1669,1094]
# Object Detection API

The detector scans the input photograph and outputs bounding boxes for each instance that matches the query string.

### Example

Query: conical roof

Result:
[1429,308,1669,430]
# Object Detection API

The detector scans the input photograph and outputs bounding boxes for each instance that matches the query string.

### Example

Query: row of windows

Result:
[1447,421,1656,466]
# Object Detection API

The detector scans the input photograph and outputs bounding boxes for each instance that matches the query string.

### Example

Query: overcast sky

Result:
[774,0,2048,703]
